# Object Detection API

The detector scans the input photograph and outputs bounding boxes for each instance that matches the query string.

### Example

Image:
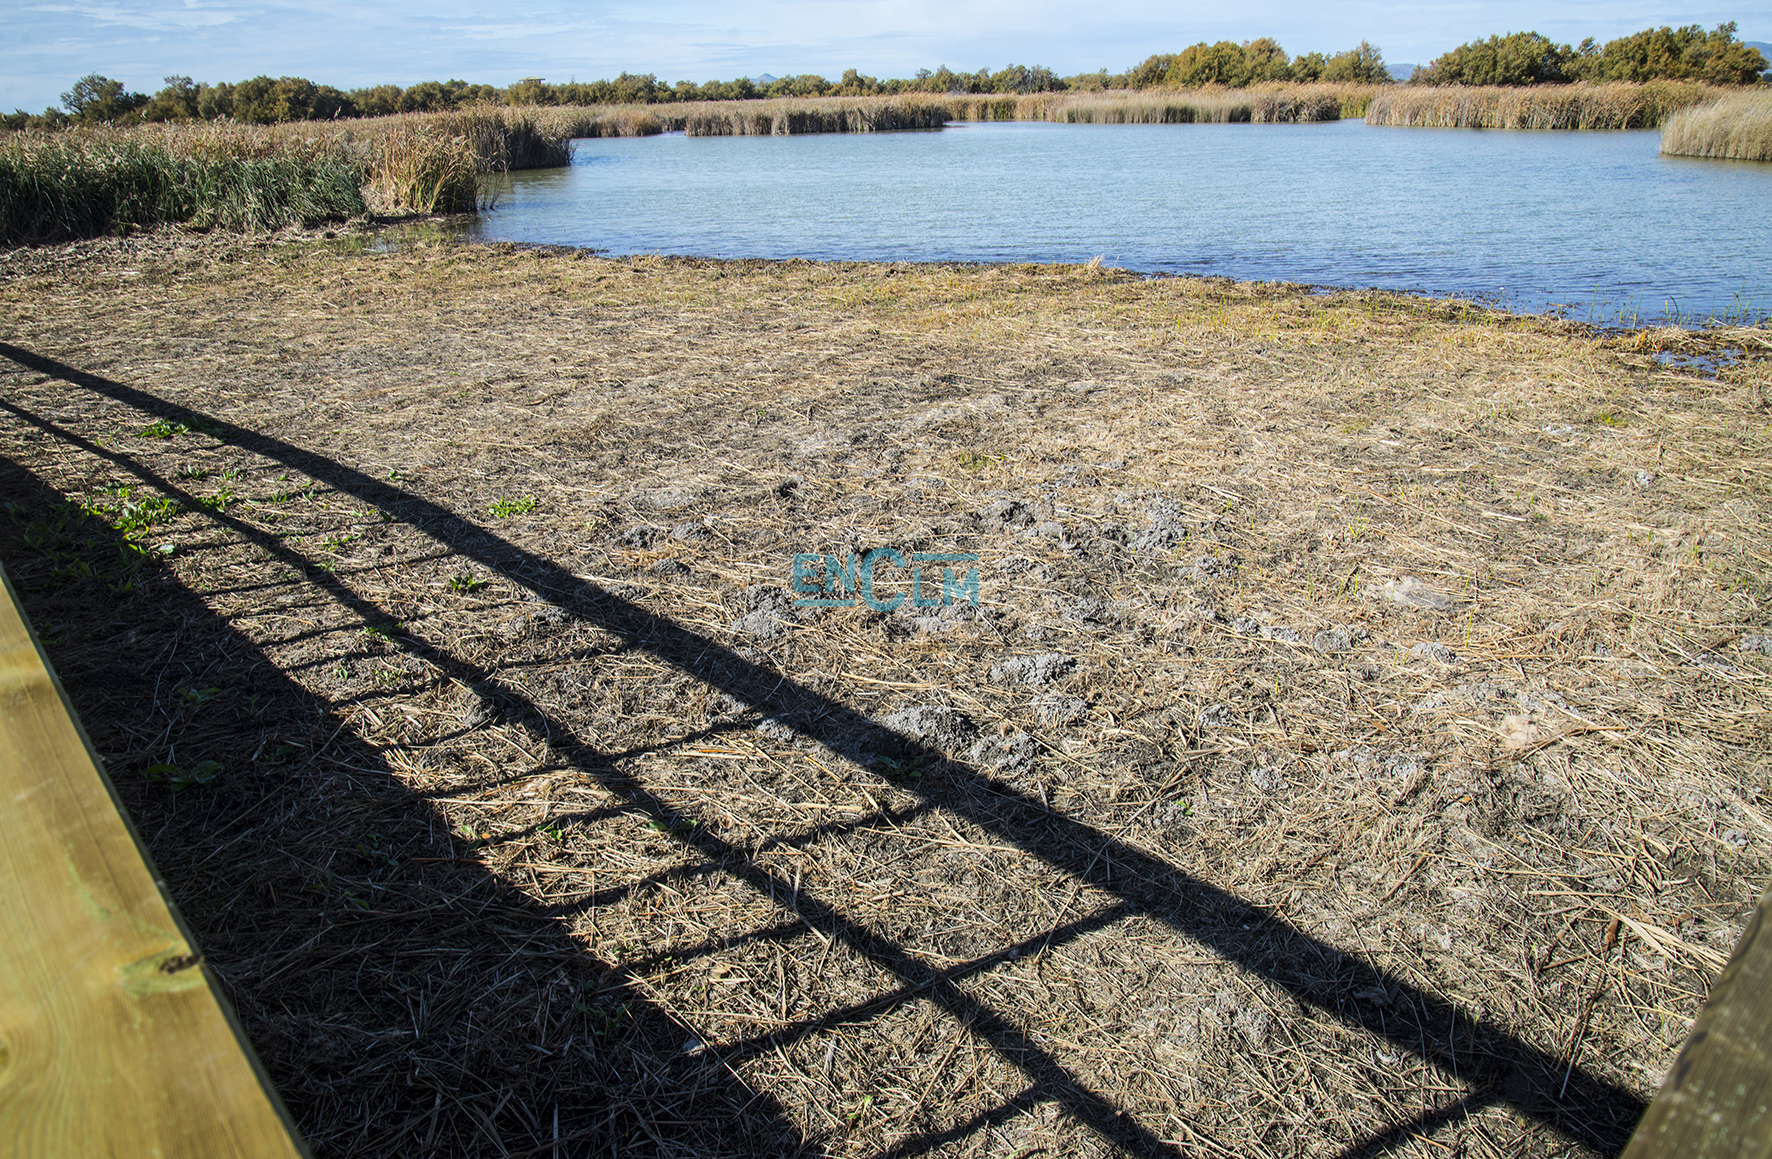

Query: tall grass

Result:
[360,123,480,214]
[0,136,364,243]
[682,95,952,136]
[517,105,668,139]
[1660,90,1772,161]
[662,85,1380,135]
[1043,85,1372,124]
[1363,81,1723,129]
[0,107,590,242]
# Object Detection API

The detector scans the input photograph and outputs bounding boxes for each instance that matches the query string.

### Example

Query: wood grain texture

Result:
[0,563,307,1159]
[1622,881,1772,1159]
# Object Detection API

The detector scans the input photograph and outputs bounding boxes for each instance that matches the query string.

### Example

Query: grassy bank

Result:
[1661,90,1772,160]
[1364,80,1725,129]
[1,233,1766,1157]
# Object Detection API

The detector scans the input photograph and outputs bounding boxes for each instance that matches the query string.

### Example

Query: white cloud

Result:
[28,0,240,29]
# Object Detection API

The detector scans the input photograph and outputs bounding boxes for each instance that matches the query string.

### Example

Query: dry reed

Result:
[498,104,668,141]
[681,94,953,136]
[0,107,590,239]
[1044,86,1349,124]
[1365,81,1725,130]
[358,123,480,214]
[4,235,1768,1157]
[1661,90,1772,161]
[582,84,1385,136]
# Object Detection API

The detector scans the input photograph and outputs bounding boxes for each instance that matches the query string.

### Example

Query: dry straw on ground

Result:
[1,229,1769,1158]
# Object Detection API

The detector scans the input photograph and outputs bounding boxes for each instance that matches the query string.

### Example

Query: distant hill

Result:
[1387,63,1417,81]
[752,74,777,87]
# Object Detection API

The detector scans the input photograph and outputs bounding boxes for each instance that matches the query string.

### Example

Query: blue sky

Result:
[4,0,1766,112]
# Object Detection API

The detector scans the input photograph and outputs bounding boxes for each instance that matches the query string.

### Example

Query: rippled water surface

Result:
[465,119,1772,325]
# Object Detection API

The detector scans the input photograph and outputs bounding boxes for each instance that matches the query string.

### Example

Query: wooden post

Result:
[1622,881,1772,1159]
[0,564,308,1158]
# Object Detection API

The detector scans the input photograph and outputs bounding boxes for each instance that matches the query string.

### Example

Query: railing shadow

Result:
[1,341,1649,1156]
[0,437,807,1154]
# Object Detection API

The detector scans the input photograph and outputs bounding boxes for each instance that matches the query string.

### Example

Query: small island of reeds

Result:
[1661,89,1772,160]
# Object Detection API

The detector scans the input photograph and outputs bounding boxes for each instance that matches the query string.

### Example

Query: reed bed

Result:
[358,123,480,215]
[620,85,1383,137]
[681,94,953,136]
[0,135,364,243]
[494,104,667,141]
[1661,90,1772,161]
[1365,81,1725,130]
[1045,86,1345,124]
[416,107,573,170]
[0,107,585,242]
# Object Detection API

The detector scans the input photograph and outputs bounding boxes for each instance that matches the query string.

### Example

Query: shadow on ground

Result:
[0,341,1648,1157]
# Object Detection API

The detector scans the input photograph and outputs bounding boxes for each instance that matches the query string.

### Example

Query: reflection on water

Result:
[463,120,1772,327]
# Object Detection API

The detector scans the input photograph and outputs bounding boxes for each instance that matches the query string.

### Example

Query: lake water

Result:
[465,119,1772,327]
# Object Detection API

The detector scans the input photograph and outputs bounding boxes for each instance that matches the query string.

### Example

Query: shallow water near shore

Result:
[464,119,1772,327]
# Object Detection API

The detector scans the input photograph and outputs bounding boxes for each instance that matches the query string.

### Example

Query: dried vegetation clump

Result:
[1044,86,1347,124]
[1365,80,1726,129]
[1660,89,1772,161]
[668,84,1384,132]
[0,107,578,241]
[683,95,955,136]
[0,233,1769,1157]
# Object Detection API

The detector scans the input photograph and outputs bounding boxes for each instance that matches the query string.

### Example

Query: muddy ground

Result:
[2,228,1770,1158]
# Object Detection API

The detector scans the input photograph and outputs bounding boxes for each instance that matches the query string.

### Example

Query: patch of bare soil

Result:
[2,229,1769,1158]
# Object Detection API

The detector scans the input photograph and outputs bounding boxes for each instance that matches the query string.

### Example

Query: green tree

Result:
[1322,41,1393,83]
[1127,54,1177,88]
[506,77,555,105]
[1167,41,1252,87]
[1242,39,1292,82]
[400,81,456,112]
[197,82,234,120]
[609,72,663,103]
[981,64,1064,93]
[60,74,148,122]
[140,76,202,121]
[1412,32,1575,85]
[765,74,833,97]
[833,68,882,96]
[1289,52,1328,82]
[1596,22,1766,84]
[350,85,403,117]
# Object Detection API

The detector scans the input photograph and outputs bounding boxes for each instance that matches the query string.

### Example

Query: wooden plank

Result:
[1622,880,1772,1159]
[0,563,308,1159]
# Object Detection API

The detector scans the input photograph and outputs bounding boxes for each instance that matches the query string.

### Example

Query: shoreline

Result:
[2,233,1769,1157]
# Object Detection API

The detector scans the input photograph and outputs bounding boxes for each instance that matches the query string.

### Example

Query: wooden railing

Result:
[1622,879,1772,1158]
[0,564,307,1158]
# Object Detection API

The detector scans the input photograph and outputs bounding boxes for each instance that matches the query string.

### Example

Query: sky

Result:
[4,0,1767,112]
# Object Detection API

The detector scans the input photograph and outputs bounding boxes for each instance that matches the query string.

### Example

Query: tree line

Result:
[1413,22,1766,86]
[7,23,1765,131]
